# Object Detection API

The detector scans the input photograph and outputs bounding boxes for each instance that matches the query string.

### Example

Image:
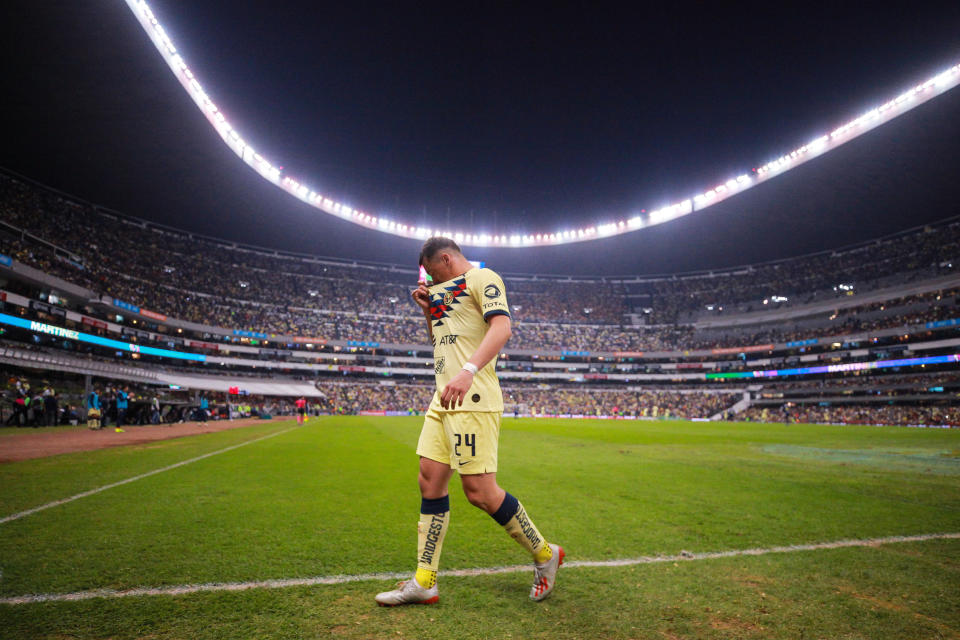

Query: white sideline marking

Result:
[0,427,295,526]
[2,532,957,605]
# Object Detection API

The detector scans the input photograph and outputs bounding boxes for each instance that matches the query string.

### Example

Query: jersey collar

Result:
[428,267,476,291]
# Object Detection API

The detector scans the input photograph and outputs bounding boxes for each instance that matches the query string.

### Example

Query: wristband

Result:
[461,363,479,375]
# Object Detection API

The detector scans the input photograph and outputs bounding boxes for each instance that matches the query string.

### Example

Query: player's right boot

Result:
[375,577,439,606]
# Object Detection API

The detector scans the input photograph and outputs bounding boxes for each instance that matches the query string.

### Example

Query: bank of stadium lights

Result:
[124,1,960,248]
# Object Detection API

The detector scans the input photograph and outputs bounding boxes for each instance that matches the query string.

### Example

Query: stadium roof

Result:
[2,2,960,274]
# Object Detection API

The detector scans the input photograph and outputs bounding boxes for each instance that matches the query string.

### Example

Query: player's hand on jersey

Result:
[412,283,431,313]
[440,369,474,409]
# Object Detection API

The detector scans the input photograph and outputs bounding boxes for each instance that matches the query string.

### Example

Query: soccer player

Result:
[375,237,563,606]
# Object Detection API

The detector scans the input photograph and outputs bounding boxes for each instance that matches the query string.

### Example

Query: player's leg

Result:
[460,471,551,560]
[461,472,565,601]
[376,407,452,606]
[455,411,565,601]
[416,406,455,588]
[414,455,453,591]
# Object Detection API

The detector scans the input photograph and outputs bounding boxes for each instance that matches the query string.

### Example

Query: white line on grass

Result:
[2,531,957,605]
[0,427,296,526]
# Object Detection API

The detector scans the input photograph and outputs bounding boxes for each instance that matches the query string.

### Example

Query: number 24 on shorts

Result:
[454,433,476,457]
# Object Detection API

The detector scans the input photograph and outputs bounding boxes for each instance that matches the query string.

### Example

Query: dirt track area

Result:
[0,417,291,463]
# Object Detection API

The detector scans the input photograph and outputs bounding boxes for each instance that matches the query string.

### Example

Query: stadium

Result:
[1,2,959,638]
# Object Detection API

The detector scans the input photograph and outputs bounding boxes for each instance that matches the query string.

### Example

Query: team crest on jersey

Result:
[430,276,468,327]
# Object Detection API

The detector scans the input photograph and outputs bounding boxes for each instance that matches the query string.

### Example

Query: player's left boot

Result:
[375,577,439,606]
[530,543,565,601]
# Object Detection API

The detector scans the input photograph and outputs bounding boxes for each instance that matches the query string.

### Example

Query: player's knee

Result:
[464,491,487,510]
[417,472,433,495]
[418,471,445,499]
[462,485,494,512]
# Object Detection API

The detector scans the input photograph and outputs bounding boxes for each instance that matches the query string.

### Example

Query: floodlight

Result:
[124,0,960,246]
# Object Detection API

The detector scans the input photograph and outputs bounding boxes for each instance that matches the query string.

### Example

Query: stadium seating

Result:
[2,168,960,427]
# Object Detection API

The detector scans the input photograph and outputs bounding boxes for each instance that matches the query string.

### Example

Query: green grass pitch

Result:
[1,416,958,639]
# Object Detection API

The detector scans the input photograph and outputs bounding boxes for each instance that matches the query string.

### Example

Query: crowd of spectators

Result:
[758,371,960,392]
[0,174,630,325]
[502,387,737,418]
[109,290,953,353]
[5,171,960,340]
[314,381,433,415]
[310,380,739,418]
[135,289,955,353]
[5,360,957,426]
[192,292,953,352]
[635,225,960,323]
[277,381,960,425]
[0,367,304,427]
[739,403,960,427]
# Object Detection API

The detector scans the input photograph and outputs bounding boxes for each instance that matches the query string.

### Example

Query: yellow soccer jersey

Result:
[427,267,510,412]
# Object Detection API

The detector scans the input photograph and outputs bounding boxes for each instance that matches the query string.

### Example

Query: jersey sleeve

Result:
[472,269,510,321]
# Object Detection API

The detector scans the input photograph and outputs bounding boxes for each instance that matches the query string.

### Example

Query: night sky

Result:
[3,2,960,275]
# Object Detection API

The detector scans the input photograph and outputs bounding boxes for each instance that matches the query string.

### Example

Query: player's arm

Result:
[466,314,511,372]
[440,314,511,408]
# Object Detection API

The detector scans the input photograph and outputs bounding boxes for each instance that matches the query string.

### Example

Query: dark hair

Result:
[419,237,462,266]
